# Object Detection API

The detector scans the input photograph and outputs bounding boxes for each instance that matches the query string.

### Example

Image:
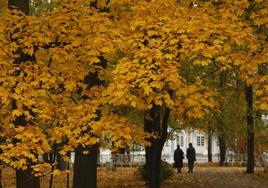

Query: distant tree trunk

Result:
[57,154,67,170]
[245,86,254,174]
[218,133,226,166]
[43,153,50,163]
[144,105,170,188]
[73,145,98,188]
[49,145,58,188]
[208,128,212,162]
[218,72,226,166]
[66,160,70,188]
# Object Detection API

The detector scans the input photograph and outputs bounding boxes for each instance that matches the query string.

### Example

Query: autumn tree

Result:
[106,1,268,186]
[2,1,45,187]
[246,0,268,173]
[180,0,268,173]
[105,1,220,187]
[0,1,149,188]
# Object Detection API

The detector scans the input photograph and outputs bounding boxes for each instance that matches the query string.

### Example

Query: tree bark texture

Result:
[218,72,226,166]
[144,105,170,188]
[72,57,106,188]
[8,0,29,14]
[16,169,40,188]
[73,145,98,188]
[245,86,254,174]
[208,128,212,163]
[218,133,226,166]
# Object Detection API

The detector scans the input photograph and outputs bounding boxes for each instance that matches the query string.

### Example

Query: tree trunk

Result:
[72,57,106,188]
[218,134,226,166]
[66,160,70,188]
[16,169,40,188]
[73,145,98,188]
[218,72,226,166]
[8,1,40,188]
[49,145,57,188]
[144,105,162,188]
[14,119,40,188]
[144,105,170,188]
[8,0,29,14]
[145,140,162,188]
[245,86,254,174]
[0,165,2,188]
[208,128,212,162]
[57,154,67,170]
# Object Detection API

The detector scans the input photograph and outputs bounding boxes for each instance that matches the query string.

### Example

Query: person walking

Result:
[173,145,184,173]
[186,143,196,173]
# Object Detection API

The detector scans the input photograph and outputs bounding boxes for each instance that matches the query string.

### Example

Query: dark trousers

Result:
[188,160,194,173]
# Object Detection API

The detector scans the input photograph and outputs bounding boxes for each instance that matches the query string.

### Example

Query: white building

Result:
[162,129,220,163]
[97,128,220,165]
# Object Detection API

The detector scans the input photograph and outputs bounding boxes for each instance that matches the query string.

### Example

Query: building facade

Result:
[97,128,220,165]
[162,129,220,163]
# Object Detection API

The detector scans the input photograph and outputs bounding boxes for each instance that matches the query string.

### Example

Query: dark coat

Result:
[186,146,196,162]
[174,148,184,168]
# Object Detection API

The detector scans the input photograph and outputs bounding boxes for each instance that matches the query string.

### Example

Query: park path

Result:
[2,166,268,188]
[97,166,268,188]
[162,167,268,188]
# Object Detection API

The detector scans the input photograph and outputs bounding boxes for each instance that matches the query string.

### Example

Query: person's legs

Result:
[189,161,194,173]
[188,161,193,173]
[188,160,190,173]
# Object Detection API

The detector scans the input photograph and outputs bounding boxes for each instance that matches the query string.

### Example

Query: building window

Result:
[197,135,205,146]
[134,145,143,151]
[177,135,184,147]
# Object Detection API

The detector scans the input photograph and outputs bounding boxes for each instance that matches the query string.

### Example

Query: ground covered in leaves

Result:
[2,166,268,188]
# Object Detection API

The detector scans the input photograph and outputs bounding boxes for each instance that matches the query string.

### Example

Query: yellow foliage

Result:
[1,0,268,173]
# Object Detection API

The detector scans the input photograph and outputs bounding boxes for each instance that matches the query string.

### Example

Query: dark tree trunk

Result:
[57,154,67,170]
[16,169,40,188]
[218,72,226,166]
[218,134,226,166]
[144,105,162,188]
[8,0,29,14]
[145,140,162,188]
[245,86,254,174]
[72,57,106,187]
[49,145,57,188]
[0,165,2,188]
[72,57,106,188]
[43,153,50,163]
[66,160,70,188]
[73,145,98,188]
[15,135,40,188]
[208,128,212,162]
[144,105,170,188]
[8,1,40,188]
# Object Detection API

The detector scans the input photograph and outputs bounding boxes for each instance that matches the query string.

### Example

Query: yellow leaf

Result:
[12,109,22,117]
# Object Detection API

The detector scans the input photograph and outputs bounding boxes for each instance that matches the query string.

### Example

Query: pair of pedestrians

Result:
[173,143,196,173]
